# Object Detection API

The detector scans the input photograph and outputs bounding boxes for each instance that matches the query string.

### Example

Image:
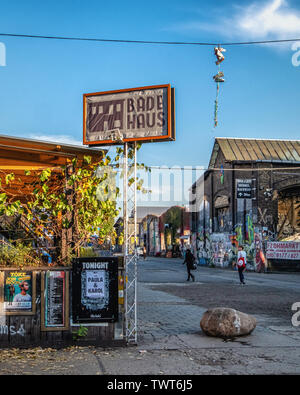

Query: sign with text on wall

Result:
[72,257,118,324]
[236,179,252,199]
[41,270,70,331]
[83,84,175,145]
[266,241,300,260]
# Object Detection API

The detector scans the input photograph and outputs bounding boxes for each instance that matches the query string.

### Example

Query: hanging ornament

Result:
[213,45,226,128]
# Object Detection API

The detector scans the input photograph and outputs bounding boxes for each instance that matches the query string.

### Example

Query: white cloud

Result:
[169,0,300,41]
[29,134,83,146]
[236,0,300,39]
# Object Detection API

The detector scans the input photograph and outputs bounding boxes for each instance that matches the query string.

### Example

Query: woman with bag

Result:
[234,245,247,285]
[183,249,196,282]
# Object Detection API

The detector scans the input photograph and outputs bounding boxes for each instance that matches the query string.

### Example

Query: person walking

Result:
[230,242,238,268]
[234,245,247,284]
[183,248,196,282]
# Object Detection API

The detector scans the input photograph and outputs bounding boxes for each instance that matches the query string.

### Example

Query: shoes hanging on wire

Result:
[213,45,226,128]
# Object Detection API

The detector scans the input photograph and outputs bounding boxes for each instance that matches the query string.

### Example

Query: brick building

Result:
[136,205,191,257]
[190,137,300,270]
[137,206,168,255]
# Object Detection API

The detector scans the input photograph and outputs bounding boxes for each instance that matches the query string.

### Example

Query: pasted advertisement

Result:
[4,272,32,312]
[266,241,300,260]
[72,258,118,323]
[45,271,65,327]
[84,270,107,302]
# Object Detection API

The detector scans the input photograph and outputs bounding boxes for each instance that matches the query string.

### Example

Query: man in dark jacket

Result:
[183,249,195,282]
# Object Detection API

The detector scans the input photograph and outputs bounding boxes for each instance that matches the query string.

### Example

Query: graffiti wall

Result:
[195,217,271,271]
[209,233,232,268]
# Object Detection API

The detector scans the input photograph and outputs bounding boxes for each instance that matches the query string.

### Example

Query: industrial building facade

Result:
[190,138,300,270]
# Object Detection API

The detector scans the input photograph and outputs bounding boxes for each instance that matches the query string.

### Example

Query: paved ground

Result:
[1,257,300,376]
[133,257,300,374]
[139,257,300,328]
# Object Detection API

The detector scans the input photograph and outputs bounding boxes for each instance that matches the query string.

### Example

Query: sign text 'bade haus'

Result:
[83,84,175,146]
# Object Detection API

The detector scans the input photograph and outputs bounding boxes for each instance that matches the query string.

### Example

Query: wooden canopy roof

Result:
[0,134,105,201]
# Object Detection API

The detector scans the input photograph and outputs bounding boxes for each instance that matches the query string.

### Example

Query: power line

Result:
[0,32,300,46]
[112,165,300,172]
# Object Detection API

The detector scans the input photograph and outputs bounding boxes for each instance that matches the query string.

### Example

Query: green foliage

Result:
[0,241,40,267]
[165,206,183,245]
[72,325,88,341]
[0,144,148,266]
[5,173,15,185]
[79,247,97,258]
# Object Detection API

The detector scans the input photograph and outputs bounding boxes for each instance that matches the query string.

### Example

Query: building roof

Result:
[0,134,104,170]
[137,206,169,221]
[209,137,300,168]
[0,134,105,201]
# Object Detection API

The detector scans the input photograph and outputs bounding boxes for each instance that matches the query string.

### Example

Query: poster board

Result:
[41,270,70,331]
[72,257,118,323]
[0,270,36,316]
[83,84,175,145]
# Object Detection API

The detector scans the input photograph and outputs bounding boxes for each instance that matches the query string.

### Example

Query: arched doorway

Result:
[277,185,300,240]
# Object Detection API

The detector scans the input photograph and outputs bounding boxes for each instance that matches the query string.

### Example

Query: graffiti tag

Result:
[258,208,267,224]
[0,324,26,336]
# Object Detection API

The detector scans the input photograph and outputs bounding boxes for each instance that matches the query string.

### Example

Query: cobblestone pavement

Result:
[95,257,300,375]
[137,282,206,342]
[1,257,300,375]
[137,257,300,335]
[130,257,300,374]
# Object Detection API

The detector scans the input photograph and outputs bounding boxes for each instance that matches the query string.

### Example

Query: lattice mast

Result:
[123,142,138,344]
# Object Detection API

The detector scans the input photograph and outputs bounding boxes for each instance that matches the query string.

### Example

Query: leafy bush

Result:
[79,247,97,258]
[0,241,40,267]
[72,325,88,341]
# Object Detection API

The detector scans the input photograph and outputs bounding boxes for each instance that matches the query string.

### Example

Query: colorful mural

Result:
[195,222,271,270]
[246,214,254,244]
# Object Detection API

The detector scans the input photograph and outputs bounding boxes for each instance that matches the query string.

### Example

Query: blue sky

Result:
[0,0,299,175]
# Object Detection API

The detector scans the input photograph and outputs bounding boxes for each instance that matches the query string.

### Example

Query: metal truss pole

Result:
[123,141,138,344]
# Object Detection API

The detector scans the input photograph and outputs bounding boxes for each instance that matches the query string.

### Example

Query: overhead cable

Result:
[0,33,300,46]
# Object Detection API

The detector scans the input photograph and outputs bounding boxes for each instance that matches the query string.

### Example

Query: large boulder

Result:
[200,307,256,338]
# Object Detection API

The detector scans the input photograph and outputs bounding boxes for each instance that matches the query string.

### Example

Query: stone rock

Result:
[200,307,257,338]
